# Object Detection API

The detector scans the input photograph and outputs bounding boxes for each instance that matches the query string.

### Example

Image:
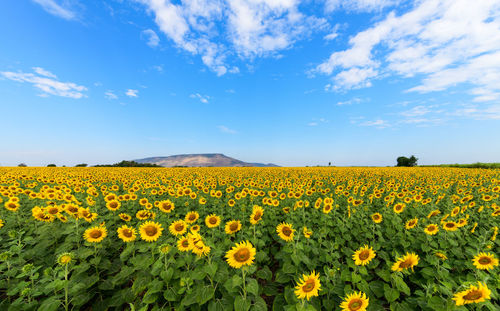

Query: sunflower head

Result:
[225,240,256,269]
[169,220,187,236]
[57,253,73,266]
[453,282,491,306]
[340,291,369,311]
[83,226,107,243]
[405,218,418,230]
[352,245,376,266]
[225,220,242,235]
[276,222,295,242]
[294,271,321,301]
[205,214,221,228]
[472,252,499,270]
[117,225,137,242]
[391,252,419,272]
[424,224,439,235]
[371,213,382,223]
[159,243,170,254]
[185,211,199,224]
[139,221,163,242]
[177,236,192,252]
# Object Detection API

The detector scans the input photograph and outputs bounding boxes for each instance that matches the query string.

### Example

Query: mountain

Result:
[134,154,280,167]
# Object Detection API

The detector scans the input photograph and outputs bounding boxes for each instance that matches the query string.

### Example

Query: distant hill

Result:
[134,154,280,167]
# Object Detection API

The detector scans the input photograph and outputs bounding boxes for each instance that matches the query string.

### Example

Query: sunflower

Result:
[391,252,419,272]
[435,252,447,260]
[225,240,256,269]
[0,219,4,228]
[424,224,439,235]
[83,226,107,243]
[190,224,200,233]
[4,201,19,212]
[80,208,97,222]
[159,243,170,254]
[191,240,211,257]
[352,245,376,266]
[177,236,192,252]
[443,221,458,231]
[205,214,221,228]
[185,211,199,224]
[158,200,175,213]
[472,252,499,270]
[453,282,491,306]
[169,220,187,236]
[117,225,137,242]
[371,213,382,223]
[405,218,418,230]
[57,253,72,266]
[294,271,321,301]
[136,209,155,220]
[225,220,242,235]
[276,222,295,242]
[283,207,290,214]
[139,221,163,242]
[250,205,264,225]
[106,200,121,211]
[340,291,369,311]
[119,213,131,221]
[303,227,312,239]
[393,203,405,214]
[322,204,333,214]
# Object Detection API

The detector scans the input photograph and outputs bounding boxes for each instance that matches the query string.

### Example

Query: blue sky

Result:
[1,0,500,167]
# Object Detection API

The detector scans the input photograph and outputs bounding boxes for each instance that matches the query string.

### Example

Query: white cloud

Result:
[316,0,500,102]
[1,67,87,98]
[308,122,318,126]
[218,125,237,134]
[325,0,401,13]
[360,119,390,128]
[31,0,77,20]
[105,91,118,100]
[337,97,363,106]
[190,93,210,103]
[137,0,328,75]
[125,89,139,97]
[141,29,160,47]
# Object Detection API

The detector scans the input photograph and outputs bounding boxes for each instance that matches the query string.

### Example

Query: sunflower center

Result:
[399,259,413,269]
[229,223,239,231]
[90,230,102,239]
[348,299,363,311]
[428,225,436,231]
[445,223,455,228]
[301,279,316,293]
[182,240,189,247]
[48,208,59,215]
[282,227,292,236]
[234,248,250,262]
[109,202,118,209]
[122,229,133,238]
[463,290,483,301]
[188,214,196,221]
[409,220,416,226]
[373,215,380,220]
[209,217,217,224]
[175,224,184,232]
[145,226,158,236]
[478,257,492,265]
[358,250,371,260]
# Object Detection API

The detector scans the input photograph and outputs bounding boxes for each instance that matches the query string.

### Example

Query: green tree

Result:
[396,155,418,167]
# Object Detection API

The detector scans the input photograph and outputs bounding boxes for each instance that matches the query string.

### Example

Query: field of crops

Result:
[0,167,499,311]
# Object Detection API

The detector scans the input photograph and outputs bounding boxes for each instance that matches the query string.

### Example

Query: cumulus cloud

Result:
[105,90,118,100]
[218,125,237,134]
[1,67,87,98]
[126,89,139,97]
[31,0,77,20]
[141,29,160,47]
[325,0,401,13]
[190,93,210,103]
[315,0,500,101]
[137,0,328,75]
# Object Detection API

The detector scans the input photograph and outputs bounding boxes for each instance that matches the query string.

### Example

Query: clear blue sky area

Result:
[1,1,499,166]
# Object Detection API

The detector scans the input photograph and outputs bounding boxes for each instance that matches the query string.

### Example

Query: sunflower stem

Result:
[241,268,247,300]
[64,264,69,311]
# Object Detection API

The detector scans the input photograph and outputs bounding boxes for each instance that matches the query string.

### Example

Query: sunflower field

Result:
[0,167,499,311]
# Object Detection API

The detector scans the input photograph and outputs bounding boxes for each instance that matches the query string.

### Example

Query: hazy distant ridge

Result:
[134,153,279,167]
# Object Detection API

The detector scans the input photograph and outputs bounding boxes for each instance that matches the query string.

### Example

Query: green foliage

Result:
[396,155,418,167]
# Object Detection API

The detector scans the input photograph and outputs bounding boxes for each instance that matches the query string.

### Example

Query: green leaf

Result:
[204,262,218,278]
[234,295,251,311]
[197,286,215,305]
[253,296,267,311]
[38,297,61,311]
[247,278,259,296]
[351,272,362,283]
[392,275,410,296]
[256,266,272,281]
[284,286,296,304]
[384,284,399,303]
